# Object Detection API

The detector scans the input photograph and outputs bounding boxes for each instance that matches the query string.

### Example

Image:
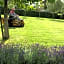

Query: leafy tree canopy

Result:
[48,0,56,3]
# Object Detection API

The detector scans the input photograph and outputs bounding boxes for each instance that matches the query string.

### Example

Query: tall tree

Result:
[43,0,47,9]
[47,0,63,12]
[43,0,56,10]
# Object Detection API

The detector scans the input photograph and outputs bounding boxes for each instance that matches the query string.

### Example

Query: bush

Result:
[25,11,53,18]
[15,9,25,16]
[0,44,25,64]
[40,12,53,18]
[26,11,37,17]
[52,13,58,18]
[0,43,64,64]
[25,44,49,64]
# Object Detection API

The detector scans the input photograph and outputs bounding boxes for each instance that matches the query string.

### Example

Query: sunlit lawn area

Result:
[0,16,64,46]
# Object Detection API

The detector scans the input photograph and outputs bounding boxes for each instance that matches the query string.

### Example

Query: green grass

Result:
[0,16,64,46]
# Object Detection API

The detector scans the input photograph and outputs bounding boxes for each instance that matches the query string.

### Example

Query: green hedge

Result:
[15,10,57,18]
[40,12,52,18]
[1,7,63,19]
[15,9,25,16]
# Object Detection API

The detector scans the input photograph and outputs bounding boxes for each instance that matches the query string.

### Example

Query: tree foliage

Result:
[27,0,42,2]
[47,0,63,12]
[0,0,64,12]
[48,0,56,3]
[0,0,4,6]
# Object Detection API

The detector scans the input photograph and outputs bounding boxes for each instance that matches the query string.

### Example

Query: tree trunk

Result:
[3,0,9,40]
[44,0,47,9]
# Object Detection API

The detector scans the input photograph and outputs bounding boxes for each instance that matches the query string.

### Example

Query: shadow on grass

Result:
[0,39,7,45]
[50,19,64,23]
[9,27,17,29]
[9,26,24,29]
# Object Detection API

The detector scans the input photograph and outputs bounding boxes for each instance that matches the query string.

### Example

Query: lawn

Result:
[0,16,64,46]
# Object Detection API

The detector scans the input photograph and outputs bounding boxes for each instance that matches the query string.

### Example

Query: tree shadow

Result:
[50,19,64,23]
[9,26,24,29]
[0,39,8,45]
[9,27,17,29]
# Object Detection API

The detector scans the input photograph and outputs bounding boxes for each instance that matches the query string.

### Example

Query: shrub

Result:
[40,12,53,18]
[26,11,36,17]
[25,44,49,64]
[0,44,25,64]
[15,9,25,16]
[0,43,64,64]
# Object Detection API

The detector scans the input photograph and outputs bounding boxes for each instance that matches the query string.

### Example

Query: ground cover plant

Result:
[0,43,64,64]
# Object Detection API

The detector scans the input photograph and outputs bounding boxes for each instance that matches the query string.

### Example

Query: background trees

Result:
[47,0,63,13]
[0,0,4,6]
[0,0,63,13]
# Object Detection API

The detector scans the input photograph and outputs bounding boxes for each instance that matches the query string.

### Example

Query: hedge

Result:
[0,7,64,19]
[15,10,60,19]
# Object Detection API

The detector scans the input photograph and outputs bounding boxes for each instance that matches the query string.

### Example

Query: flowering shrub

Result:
[0,44,25,64]
[0,43,64,64]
